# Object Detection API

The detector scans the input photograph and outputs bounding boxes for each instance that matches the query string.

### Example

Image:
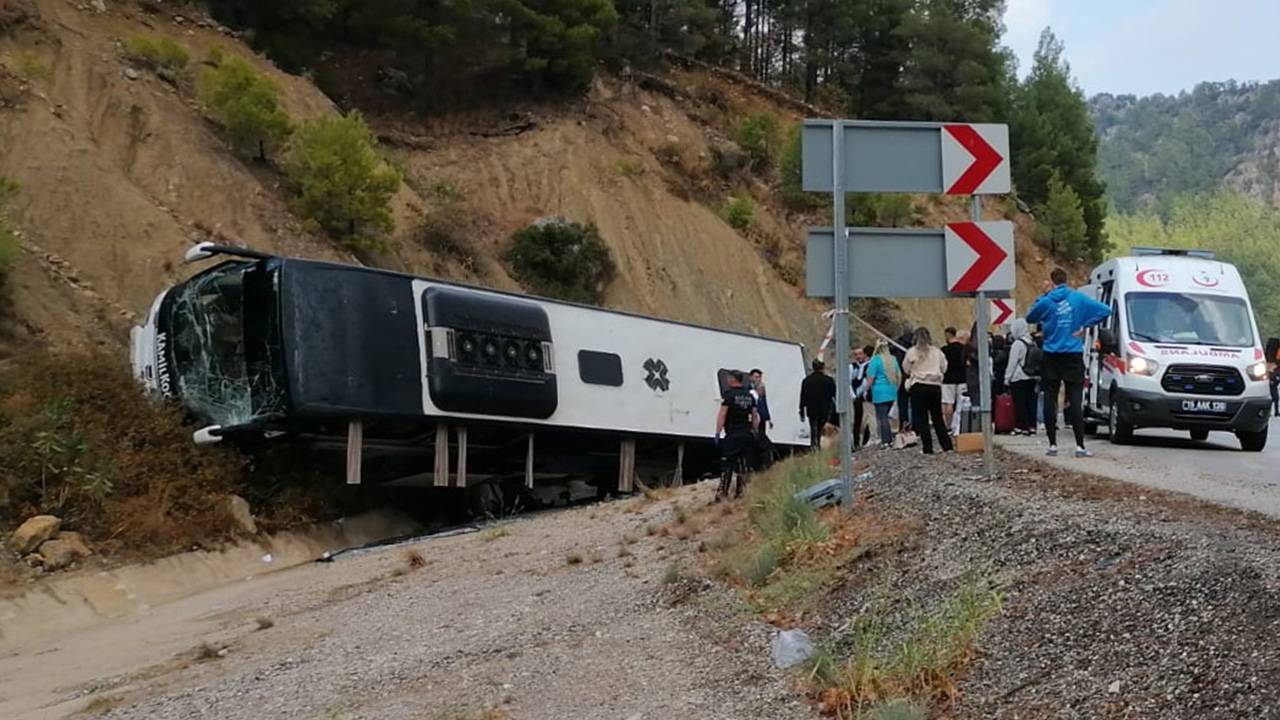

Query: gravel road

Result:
[2,494,810,720]
[998,416,1280,517]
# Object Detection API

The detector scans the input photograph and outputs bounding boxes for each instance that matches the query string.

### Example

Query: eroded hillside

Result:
[0,0,1067,357]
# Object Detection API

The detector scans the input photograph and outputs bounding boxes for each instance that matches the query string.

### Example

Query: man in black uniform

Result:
[716,370,759,501]
[799,359,836,450]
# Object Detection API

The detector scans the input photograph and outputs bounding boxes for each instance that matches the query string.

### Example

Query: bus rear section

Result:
[1084,251,1271,451]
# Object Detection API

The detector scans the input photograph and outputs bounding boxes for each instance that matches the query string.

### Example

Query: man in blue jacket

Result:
[1026,268,1112,458]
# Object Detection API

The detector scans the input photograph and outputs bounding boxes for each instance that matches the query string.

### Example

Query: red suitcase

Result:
[994,393,1016,434]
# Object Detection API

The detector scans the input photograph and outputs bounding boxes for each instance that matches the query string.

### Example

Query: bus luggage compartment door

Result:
[422,286,558,419]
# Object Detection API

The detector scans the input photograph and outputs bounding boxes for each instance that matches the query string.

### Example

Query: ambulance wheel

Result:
[1238,428,1268,452]
[1109,395,1133,445]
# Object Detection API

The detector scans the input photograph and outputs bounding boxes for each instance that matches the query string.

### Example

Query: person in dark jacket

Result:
[1266,337,1280,417]
[991,335,1009,398]
[748,368,775,468]
[893,331,914,431]
[716,370,759,500]
[799,359,836,450]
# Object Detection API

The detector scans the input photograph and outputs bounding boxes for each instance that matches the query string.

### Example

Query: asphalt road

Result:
[999,416,1280,518]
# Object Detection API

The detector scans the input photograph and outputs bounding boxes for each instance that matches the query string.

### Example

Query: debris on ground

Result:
[771,629,816,669]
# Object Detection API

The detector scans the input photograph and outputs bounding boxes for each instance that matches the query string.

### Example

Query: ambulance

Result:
[1081,248,1271,451]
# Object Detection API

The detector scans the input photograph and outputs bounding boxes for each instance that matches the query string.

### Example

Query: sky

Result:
[1004,0,1280,97]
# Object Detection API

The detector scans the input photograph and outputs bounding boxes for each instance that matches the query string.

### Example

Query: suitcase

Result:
[994,393,1016,434]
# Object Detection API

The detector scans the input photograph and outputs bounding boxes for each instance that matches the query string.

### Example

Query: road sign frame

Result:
[806,225,1014,299]
[802,120,1010,195]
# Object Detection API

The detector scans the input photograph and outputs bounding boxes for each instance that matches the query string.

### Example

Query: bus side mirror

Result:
[1098,328,1119,355]
[184,242,217,264]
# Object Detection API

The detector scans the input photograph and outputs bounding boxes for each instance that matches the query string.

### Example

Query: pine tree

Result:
[198,56,293,161]
[1037,173,1088,259]
[1012,29,1109,258]
[889,0,1011,122]
[282,112,402,249]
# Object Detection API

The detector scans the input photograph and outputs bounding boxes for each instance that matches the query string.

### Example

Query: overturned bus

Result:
[130,244,809,498]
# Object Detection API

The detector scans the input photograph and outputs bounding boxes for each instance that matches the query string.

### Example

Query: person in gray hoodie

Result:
[1003,318,1039,435]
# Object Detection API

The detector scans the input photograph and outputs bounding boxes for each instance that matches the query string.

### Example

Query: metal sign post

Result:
[830,122,854,507]
[972,196,995,478]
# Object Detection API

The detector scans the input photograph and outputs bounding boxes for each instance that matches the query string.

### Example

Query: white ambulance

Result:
[1081,248,1271,451]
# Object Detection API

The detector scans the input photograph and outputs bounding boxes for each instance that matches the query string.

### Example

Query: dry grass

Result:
[565,552,584,565]
[427,706,510,720]
[82,693,125,715]
[616,545,634,559]
[644,523,659,536]
[403,548,427,570]
[671,503,690,525]
[814,580,1003,718]
[481,527,512,542]
[192,641,227,662]
[620,532,638,545]
[662,560,683,584]
[254,616,274,631]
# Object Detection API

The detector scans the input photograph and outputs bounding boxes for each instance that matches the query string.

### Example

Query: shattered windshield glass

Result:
[169,262,285,427]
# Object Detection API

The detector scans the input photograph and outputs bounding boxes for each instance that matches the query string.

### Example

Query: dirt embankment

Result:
[0,0,832,352]
[0,0,1080,357]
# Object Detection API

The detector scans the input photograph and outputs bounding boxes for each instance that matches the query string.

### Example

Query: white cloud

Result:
[1003,0,1054,74]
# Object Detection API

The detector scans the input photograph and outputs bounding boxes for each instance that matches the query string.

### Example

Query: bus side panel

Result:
[281,263,423,417]
[414,281,809,445]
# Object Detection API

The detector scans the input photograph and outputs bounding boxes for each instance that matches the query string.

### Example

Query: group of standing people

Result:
[796,268,1114,458]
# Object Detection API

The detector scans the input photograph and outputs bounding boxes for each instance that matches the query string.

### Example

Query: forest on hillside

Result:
[1092,80,1280,213]
[205,0,1110,261]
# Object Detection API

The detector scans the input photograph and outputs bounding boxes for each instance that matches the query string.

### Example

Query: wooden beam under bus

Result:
[346,420,363,485]
[434,424,450,487]
[456,426,468,488]
[618,438,636,494]
[674,440,684,488]
[525,433,535,489]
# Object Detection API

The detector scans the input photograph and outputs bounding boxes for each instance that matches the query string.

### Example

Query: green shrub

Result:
[615,158,644,178]
[848,194,918,228]
[780,124,821,211]
[0,178,18,294]
[734,112,782,170]
[506,220,615,304]
[198,56,292,161]
[126,34,190,73]
[15,50,49,80]
[722,192,755,230]
[282,112,402,249]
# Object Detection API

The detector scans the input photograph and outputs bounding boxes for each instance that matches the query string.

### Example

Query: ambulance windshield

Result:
[1125,292,1255,348]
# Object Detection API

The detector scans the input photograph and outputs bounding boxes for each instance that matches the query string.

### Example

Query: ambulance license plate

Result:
[1181,399,1227,413]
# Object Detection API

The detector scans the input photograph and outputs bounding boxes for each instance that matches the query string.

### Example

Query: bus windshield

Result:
[1125,292,1255,348]
[169,261,285,426]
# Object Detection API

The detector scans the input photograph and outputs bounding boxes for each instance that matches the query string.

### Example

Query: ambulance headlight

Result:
[1246,361,1269,381]
[1128,355,1159,377]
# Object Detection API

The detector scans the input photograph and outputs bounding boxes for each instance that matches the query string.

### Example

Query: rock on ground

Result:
[36,534,93,570]
[226,494,256,535]
[9,515,62,555]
